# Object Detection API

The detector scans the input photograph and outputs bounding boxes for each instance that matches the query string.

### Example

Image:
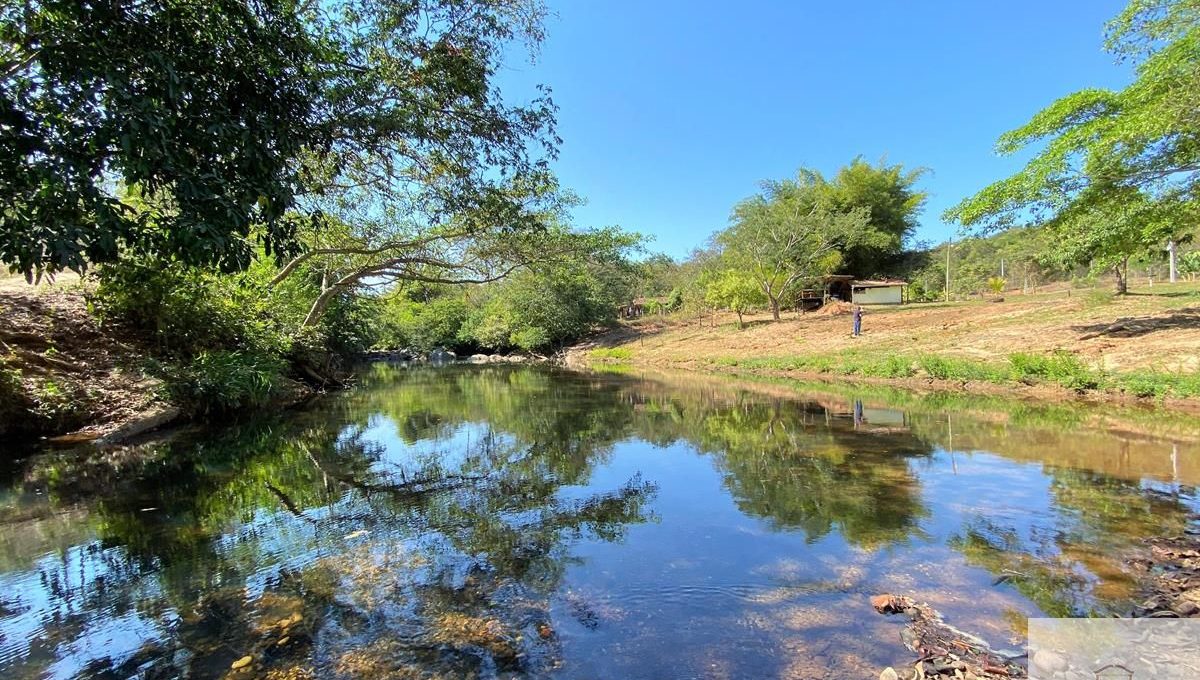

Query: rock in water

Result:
[879,668,900,680]
[231,655,253,670]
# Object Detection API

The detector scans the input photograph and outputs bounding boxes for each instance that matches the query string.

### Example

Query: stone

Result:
[231,655,253,670]
[1172,599,1199,616]
[880,668,900,680]
[1031,648,1068,673]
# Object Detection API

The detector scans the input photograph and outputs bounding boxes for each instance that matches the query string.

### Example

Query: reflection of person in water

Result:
[853,400,864,428]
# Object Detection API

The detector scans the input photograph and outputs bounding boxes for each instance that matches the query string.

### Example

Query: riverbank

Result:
[0,281,314,444]
[568,282,1200,410]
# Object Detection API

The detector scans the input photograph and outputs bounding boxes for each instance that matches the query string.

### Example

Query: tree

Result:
[945,0,1200,293]
[264,0,568,326]
[1180,249,1200,279]
[2,0,561,285]
[718,173,874,320]
[704,269,765,328]
[819,158,929,277]
[0,0,324,276]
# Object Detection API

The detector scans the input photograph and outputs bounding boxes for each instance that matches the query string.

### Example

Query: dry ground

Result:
[0,274,167,440]
[588,282,1200,375]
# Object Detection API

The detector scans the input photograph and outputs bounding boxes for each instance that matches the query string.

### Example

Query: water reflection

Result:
[0,364,1196,679]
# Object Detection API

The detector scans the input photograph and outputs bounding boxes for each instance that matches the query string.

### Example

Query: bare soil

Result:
[0,277,169,441]
[571,282,1200,406]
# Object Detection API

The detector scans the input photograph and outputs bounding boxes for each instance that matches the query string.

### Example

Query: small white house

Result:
[850,280,907,305]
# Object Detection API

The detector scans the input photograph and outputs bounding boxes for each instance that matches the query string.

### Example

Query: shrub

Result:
[90,258,288,360]
[589,347,633,361]
[1008,350,1101,391]
[164,350,285,416]
[1083,289,1115,308]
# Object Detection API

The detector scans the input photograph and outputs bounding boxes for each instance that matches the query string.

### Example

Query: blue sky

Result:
[499,1,1132,259]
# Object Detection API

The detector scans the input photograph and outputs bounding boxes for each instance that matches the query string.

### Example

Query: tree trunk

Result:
[302,285,340,327]
[736,310,744,329]
[1114,258,1129,295]
[1168,239,1178,283]
[769,296,780,321]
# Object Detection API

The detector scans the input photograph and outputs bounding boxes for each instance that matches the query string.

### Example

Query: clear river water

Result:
[1,363,1197,679]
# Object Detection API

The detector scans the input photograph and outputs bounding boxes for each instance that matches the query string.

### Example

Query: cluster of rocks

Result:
[362,348,549,364]
[1130,521,1200,618]
[872,594,1026,680]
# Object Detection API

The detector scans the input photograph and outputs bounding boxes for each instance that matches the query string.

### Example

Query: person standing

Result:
[852,305,863,337]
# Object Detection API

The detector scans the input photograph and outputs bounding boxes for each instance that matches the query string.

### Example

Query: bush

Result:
[90,258,288,360]
[1083,289,1115,308]
[918,354,1008,382]
[1008,350,1101,391]
[163,350,285,416]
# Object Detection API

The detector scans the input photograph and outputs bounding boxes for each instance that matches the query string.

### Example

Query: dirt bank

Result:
[0,283,176,442]
[567,283,1200,410]
[0,281,312,445]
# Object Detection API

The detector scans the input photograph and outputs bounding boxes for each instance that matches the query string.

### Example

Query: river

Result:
[1,363,1197,679]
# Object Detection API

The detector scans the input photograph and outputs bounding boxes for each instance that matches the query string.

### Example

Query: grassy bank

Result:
[704,350,1200,400]
[580,282,1200,406]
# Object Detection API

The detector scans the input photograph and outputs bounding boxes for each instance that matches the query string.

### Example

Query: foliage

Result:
[817,157,929,277]
[0,0,322,276]
[89,258,286,359]
[460,256,635,353]
[2,0,563,305]
[718,171,875,320]
[905,226,1077,300]
[1009,351,1102,391]
[986,277,1007,294]
[161,350,285,416]
[703,269,766,328]
[368,228,640,354]
[376,293,470,353]
[945,0,1200,292]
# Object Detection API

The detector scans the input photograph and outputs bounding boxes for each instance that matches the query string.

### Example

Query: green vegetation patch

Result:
[709,349,1200,401]
[589,347,634,362]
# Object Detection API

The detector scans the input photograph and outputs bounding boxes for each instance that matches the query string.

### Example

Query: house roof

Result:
[851,279,909,288]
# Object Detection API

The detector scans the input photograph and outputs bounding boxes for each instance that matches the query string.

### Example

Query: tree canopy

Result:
[1,0,559,279]
[717,171,876,320]
[945,0,1200,292]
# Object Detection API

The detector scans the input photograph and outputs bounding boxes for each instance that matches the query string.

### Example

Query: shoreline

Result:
[570,353,1200,414]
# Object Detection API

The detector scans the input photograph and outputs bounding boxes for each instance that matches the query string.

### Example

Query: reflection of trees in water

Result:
[0,372,657,678]
[3,365,1195,677]
[950,468,1195,617]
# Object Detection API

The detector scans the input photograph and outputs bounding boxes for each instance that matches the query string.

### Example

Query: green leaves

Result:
[945,0,1200,289]
[716,169,872,319]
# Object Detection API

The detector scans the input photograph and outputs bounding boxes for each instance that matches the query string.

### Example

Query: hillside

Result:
[574,282,1200,405]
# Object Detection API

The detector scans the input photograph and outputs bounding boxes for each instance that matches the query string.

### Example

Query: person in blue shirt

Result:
[852,305,863,337]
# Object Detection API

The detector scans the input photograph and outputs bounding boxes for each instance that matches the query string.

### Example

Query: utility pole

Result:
[945,238,952,302]
[1000,258,1005,279]
[1168,239,1178,283]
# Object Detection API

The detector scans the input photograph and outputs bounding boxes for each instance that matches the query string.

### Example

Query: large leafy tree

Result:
[1,0,561,282]
[817,158,928,277]
[718,173,874,321]
[945,0,1200,293]
[1,0,324,276]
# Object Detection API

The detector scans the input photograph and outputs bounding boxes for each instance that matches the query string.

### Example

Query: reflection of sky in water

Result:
[0,365,1198,679]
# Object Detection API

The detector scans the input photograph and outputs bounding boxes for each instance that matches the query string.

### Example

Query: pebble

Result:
[879,668,899,680]
[231,655,253,670]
